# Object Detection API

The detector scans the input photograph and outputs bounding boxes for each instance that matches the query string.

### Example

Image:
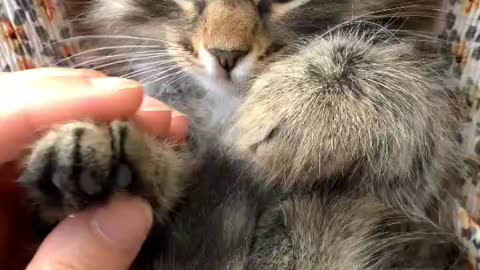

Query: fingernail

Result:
[89,77,142,91]
[172,110,186,117]
[91,195,153,250]
[75,69,107,77]
[139,96,172,112]
[139,104,172,113]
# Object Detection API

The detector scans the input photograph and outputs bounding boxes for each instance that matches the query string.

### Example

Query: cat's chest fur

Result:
[134,148,285,269]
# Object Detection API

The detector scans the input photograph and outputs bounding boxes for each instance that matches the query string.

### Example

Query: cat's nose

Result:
[208,49,248,72]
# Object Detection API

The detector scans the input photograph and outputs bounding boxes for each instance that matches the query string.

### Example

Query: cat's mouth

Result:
[182,45,253,94]
[199,46,253,83]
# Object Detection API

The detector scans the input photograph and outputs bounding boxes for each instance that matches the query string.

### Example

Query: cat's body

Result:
[20,0,467,269]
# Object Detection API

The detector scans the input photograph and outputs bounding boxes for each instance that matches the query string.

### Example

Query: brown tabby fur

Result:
[20,0,468,269]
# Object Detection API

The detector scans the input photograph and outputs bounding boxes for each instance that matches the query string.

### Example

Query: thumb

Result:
[26,196,153,270]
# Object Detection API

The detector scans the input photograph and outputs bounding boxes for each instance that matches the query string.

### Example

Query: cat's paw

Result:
[226,33,455,188]
[20,121,185,223]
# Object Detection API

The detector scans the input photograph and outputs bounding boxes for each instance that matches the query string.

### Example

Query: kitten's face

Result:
[81,0,350,93]
[82,0,438,94]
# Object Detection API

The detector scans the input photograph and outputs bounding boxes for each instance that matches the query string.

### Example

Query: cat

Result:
[19,0,467,269]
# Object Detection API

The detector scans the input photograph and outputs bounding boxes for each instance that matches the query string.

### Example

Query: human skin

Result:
[0,68,188,270]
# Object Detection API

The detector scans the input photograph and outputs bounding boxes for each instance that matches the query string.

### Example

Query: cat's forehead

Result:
[89,0,367,51]
[91,0,414,21]
[95,0,316,16]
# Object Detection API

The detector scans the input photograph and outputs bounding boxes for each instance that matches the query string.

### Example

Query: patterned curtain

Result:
[440,0,480,268]
[446,0,480,217]
[0,0,76,71]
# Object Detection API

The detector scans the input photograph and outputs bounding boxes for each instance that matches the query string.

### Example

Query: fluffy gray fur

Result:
[19,0,467,269]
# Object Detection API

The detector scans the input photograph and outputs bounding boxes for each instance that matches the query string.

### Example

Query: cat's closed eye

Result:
[271,0,293,3]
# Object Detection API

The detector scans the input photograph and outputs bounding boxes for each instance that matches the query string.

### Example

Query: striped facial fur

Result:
[73,0,440,95]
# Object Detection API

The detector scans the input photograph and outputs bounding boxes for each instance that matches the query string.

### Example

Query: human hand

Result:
[0,68,188,270]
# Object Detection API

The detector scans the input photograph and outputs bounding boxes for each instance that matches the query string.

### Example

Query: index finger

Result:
[0,75,144,163]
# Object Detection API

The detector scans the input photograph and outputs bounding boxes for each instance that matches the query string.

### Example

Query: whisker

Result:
[84,54,179,70]
[70,51,172,68]
[359,1,451,14]
[160,73,191,89]
[56,35,177,45]
[140,65,185,84]
[139,62,192,85]
[121,60,185,79]
[54,45,170,65]
[366,13,452,20]
[143,69,190,87]
[157,72,188,87]
[378,13,409,45]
